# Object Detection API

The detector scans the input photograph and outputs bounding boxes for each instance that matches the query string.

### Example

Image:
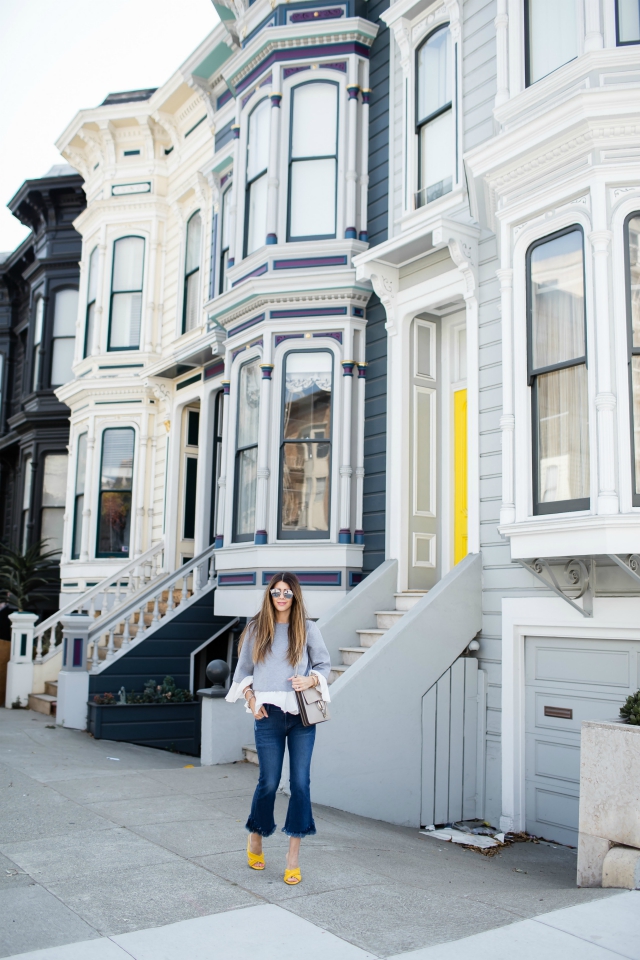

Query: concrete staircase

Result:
[95,588,192,661]
[241,591,427,764]
[28,681,58,716]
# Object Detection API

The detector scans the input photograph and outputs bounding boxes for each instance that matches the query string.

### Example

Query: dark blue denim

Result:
[246,704,317,838]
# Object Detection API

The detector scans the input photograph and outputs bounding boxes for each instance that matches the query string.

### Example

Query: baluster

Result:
[106,627,116,660]
[89,596,96,620]
[178,572,188,606]
[35,631,43,663]
[91,634,101,671]
[121,615,131,651]
[207,555,216,588]
[166,581,175,613]
[151,591,160,624]
[136,602,146,640]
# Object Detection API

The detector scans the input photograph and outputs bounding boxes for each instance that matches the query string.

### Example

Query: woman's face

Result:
[270,580,294,617]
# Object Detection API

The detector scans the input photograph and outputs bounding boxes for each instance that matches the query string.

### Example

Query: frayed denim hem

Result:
[281,824,317,839]
[246,819,277,838]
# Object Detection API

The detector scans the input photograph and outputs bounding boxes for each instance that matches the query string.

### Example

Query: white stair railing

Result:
[88,543,217,672]
[34,541,165,663]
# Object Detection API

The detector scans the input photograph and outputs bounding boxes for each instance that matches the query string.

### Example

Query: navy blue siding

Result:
[363,294,387,573]
[215,121,235,152]
[366,0,390,248]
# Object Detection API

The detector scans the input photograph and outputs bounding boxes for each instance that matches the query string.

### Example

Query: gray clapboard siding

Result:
[363,294,387,573]
[365,0,390,248]
[462,0,497,150]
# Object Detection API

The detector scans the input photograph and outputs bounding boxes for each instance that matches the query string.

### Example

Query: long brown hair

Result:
[238,572,308,667]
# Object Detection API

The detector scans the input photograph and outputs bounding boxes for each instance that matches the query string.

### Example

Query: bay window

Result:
[51,288,78,386]
[32,297,44,391]
[233,359,260,541]
[40,454,68,554]
[525,0,577,85]
[21,455,32,552]
[244,100,270,257]
[108,237,144,350]
[416,26,453,209]
[84,246,98,358]
[183,211,202,333]
[624,213,640,504]
[72,433,87,560]
[219,186,232,294]
[527,227,589,514]
[617,0,640,43]
[288,82,338,240]
[279,351,332,539]
[97,427,135,557]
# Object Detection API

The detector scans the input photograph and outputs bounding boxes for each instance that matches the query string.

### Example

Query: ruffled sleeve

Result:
[225,675,254,704]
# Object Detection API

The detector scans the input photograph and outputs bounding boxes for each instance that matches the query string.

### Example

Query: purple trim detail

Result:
[347,85,359,100]
[204,359,225,380]
[361,88,371,105]
[352,307,364,317]
[228,313,265,338]
[222,380,231,395]
[217,89,233,109]
[236,43,371,93]
[338,530,352,543]
[220,171,232,188]
[260,364,274,380]
[232,263,268,287]
[274,333,304,347]
[218,572,257,586]
[283,65,311,80]
[345,227,357,239]
[349,569,365,584]
[249,337,263,349]
[358,231,368,242]
[313,331,343,343]
[72,637,83,668]
[228,258,235,268]
[232,346,246,362]
[266,233,278,244]
[232,125,240,139]
[324,61,347,72]
[341,361,354,376]
[357,363,367,378]
[273,255,348,269]
[270,307,347,319]
[290,8,344,22]
[214,534,224,548]
[242,90,254,108]
[270,94,282,108]
[254,531,268,544]
[259,73,273,87]
[262,571,342,586]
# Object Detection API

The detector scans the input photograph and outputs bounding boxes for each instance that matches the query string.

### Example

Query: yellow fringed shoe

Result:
[247,839,265,870]
[284,867,301,885]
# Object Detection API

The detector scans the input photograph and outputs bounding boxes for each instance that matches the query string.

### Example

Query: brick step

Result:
[28,693,56,716]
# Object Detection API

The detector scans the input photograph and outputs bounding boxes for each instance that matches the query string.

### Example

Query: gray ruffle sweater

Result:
[233,620,330,692]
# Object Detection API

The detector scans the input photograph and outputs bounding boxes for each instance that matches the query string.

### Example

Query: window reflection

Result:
[97,428,134,556]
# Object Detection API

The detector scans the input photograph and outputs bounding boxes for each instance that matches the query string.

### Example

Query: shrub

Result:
[94,676,193,706]
[620,689,640,725]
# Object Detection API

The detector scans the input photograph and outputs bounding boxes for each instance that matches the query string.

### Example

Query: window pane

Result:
[290,159,336,237]
[237,361,260,448]
[34,298,44,346]
[184,270,200,332]
[183,456,198,539]
[530,230,584,369]
[417,27,452,121]
[112,237,144,291]
[23,456,32,510]
[101,428,134,491]
[51,338,75,386]
[75,434,87,495]
[87,247,99,302]
[528,0,577,83]
[72,494,84,559]
[291,83,338,157]
[281,442,330,534]
[187,410,200,447]
[221,188,232,248]
[42,454,68,506]
[246,174,268,255]
[110,292,142,348]
[98,492,132,555]
[628,215,640,347]
[85,301,95,358]
[236,447,257,536]
[53,289,78,337]
[283,351,332,441]
[41,507,64,555]
[618,0,640,41]
[537,364,589,504]
[247,100,270,180]
[186,212,202,274]
[632,357,640,493]
[419,109,453,204]
[220,249,229,294]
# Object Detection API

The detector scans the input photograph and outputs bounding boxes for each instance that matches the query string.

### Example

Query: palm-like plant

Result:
[0,540,60,612]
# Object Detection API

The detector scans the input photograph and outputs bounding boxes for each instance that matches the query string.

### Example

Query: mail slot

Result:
[544,705,573,720]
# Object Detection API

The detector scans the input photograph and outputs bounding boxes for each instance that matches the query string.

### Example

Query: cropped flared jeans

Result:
[246,704,316,838]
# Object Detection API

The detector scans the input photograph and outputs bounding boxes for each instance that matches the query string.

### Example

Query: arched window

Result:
[51,288,78,386]
[525,0,577,85]
[84,246,98,358]
[219,186,232,294]
[244,100,270,257]
[108,237,144,350]
[416,26,453,209]
[279,350,333,539]
[233,359,260,541]
[97,427,135,557]
[183,211,202,333]
[32,297,44,392]
[288,82,338,240]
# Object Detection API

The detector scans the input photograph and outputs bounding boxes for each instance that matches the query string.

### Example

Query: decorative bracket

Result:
[607,554,640,587]
[517,557,593,617]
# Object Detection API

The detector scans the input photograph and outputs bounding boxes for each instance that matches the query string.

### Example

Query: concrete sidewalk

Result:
[0,709,630,960]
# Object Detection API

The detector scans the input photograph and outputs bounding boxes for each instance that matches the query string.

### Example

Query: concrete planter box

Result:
[577,718,640,889]
[88,701,201,757]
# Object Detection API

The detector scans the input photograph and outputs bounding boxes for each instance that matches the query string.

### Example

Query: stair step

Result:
[329,664,347,683]
[394,592,427,612]
[44,681,58,696]
[243,743,259,765]
[375,610,405,629]
[340,646,366,666]
[355,628,386,648]
[28,693,56,716]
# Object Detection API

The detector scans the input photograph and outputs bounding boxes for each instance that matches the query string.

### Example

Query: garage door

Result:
[525,635,640,846]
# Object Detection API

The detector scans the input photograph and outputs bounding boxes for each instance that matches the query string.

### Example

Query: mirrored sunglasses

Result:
[270,588,294,599]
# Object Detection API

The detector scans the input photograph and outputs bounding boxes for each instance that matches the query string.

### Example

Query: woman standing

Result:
[226,571,331,884]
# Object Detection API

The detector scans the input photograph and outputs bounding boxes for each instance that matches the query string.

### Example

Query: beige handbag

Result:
[295,655,330,726]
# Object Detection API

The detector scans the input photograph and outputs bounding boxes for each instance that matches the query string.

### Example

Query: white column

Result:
[359,81,370,242]
[215,376,231,548]
[495,0,510,107]
[92,228,107,356]
[584,0,604,51]
[345,63,360,240]
[497,268,515,525]
[80,415,96,562]
[228,103,242,268]
[266,70,282,245]
[5,613,37,708]
[255,345,273,544]
[194,387,215,555]
[339,326,355,542]
[590,227,618,514]
[354,360,367,543]
[134,410,149,557]
[464,293,480,555]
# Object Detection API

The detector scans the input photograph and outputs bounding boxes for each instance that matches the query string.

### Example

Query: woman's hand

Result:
[244,689,268,720]
[288,674,319,692]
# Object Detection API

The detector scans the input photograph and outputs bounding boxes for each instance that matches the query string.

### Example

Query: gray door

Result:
[525,635,640,845]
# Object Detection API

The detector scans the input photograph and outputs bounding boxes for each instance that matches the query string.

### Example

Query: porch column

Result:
[497,268,515,525]
[266,73,282,245]
[74,256,87,367]
[359,84,370,242]
[215,378,231,548]
[354,362,367,543]
[141,221,159,355]
[590,227,618,514]
[345,62,360,239]
[339,346,355,543]
[255,348,273,544]
[584,0,604,51]
[194,386,215,555]
[80,416,96,562]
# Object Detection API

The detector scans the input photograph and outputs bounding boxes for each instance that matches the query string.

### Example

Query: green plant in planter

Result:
[620,689,640,725]
[94,676,194,706]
